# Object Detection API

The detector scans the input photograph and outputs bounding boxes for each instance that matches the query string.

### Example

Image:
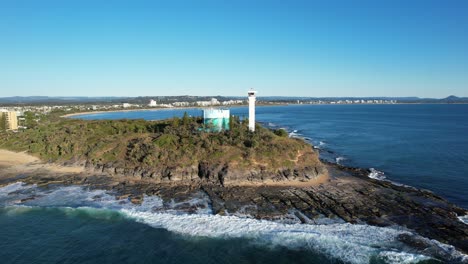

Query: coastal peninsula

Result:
[0,114,467,261]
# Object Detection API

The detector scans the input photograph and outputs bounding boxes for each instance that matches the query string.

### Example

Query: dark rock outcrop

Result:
[79,158,328,186]
[1,161,466,257]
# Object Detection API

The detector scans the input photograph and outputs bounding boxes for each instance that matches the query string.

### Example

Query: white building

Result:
[248,89,257,132]
[211,98,219,105]
[222,100,243,105]
[123,103,131,108]
[196,98,220,106]
[148,100,157,107]
[173,101,190,107]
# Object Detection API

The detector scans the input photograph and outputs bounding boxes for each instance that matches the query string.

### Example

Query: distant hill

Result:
[0,95,467,105]
[403,96,468,104]
[0,96,125,105]
[440,95,466,103]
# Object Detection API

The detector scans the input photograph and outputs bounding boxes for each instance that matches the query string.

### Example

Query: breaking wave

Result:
[459,215,468,225]
[123,210,434,264]
[1,182,467,264]
[368,168,386,180]
[335,156,346,165]
[289,130,301,138]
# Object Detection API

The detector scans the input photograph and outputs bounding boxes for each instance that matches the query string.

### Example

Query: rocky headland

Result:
[0,116,467,261]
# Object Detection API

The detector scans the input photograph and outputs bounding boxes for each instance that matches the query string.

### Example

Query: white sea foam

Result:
[335,156,346,165]
[458,215,468,225]
[1,183,467,264]
[0,182,34,197]
[0,183,211,214]
[288,132,299,138]
[225,204,257,218]
[427,238,468,263]
[377,251,432,264]
[164,194,212,215]
[287,129,305,139]
[122,210,437,264]
[313,141,326,149]
[369,168,386,180]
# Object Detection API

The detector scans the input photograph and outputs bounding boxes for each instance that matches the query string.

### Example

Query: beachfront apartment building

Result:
[0,111,18,130]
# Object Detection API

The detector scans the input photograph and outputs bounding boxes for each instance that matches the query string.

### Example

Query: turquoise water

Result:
[0,207,331,264]
[0,184,449,264]
[1,104,467,264]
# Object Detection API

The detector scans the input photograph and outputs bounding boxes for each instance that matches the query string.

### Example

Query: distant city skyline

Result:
[1,1,468,98]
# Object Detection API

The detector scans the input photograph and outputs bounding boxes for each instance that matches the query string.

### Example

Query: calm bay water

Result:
[1,104,467,264]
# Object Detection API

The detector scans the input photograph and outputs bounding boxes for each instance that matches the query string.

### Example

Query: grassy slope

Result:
[0,114,322,174]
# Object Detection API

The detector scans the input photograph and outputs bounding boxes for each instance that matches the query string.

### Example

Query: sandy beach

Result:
[0,149,39,167]
[60,107,195,118]
[60,104,289,118]
[0,149,84,178]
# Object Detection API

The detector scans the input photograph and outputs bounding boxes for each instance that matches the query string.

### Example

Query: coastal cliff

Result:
[0,116,327,186]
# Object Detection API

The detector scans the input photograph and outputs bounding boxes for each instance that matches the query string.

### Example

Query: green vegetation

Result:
[0,113,320,172]
[0,113,5,131]
[22,111,40,129]
[274,128,289,137]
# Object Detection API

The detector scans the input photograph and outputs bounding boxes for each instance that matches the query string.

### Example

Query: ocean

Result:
[1,104,467,264]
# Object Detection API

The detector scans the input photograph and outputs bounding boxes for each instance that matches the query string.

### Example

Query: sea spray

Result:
[122,209,428,264]
[335,156,346,165]
[368,168,386,180]
[1,183,467,264]
[459,215,468,225]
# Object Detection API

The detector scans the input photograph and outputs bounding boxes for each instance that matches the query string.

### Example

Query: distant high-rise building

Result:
[1,111,18,130]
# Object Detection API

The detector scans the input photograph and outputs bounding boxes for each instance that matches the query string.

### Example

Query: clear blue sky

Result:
[1,0,467,98]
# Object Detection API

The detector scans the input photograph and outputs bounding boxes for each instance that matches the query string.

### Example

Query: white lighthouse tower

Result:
[248,89,257,132]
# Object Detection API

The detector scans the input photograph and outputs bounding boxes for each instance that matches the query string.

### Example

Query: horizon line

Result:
[0,95,464,100]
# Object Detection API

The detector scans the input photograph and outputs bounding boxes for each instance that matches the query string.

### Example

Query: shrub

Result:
[274,129,288,137]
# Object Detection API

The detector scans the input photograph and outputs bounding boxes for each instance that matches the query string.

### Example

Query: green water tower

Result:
[203,109,230,132]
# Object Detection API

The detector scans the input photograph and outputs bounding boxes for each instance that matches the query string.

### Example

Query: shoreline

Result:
[61,106,206,118]
[0,148,467,257]
[0,148,327,187]
[59,102,460,119]
[60,104,289,118]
